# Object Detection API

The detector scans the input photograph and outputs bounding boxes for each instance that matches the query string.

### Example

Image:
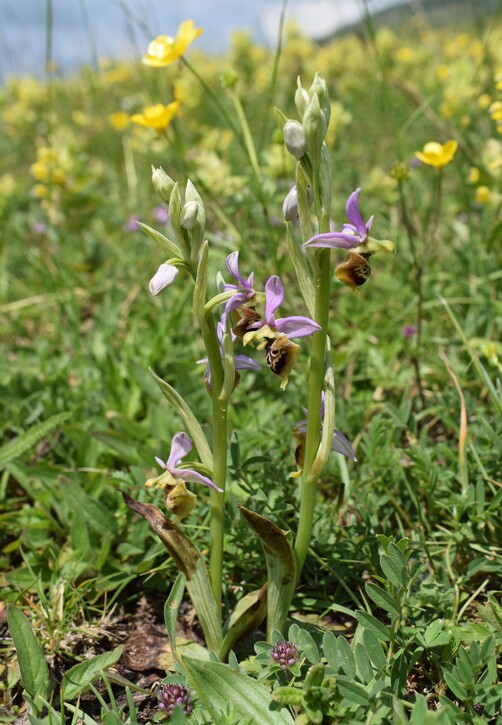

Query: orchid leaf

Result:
[285,220,315,318]
[220,584,268,662]
[122,493,222,653]
[61,646,123,700]
[239,506,296,639]
[164,572,186,657]
[149,368,213,469]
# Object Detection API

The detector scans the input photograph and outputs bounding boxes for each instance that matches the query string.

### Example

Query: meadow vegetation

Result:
[1,12,501,725]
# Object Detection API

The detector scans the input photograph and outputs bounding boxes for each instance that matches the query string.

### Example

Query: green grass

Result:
[0,10,501,724]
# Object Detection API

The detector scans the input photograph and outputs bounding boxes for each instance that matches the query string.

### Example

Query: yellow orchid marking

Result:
[415,140,458,169]
[130,102,180,131]
[143,21,203,67]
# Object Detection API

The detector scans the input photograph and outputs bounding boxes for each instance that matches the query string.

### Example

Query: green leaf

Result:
[0,412,70,467]
[354,642,374,684]
[62,646,123,700]
[6,605,52,710]
[365,582,398,615]
[272,686,304,706]
[443,671,468,700]
[423,619,450,648]
[304,663,325,690]
[149,368,213,468]
[239,506,296,639]
[136,222,182,259]
[164,572,186,655]
[122,493,222,653]
[336,636,356,678]
[322,631,338,673]
[298,629,320,664]
[355,612,390,641]
[380,548,406,589]
[362,629,387,671]
[220,585,268,662]
[336,677,370,705]
[182,656,295,724]
[285,217,314,317]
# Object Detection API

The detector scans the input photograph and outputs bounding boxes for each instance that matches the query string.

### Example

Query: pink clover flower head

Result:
[402,324,417,339]
[123,214,142,232]
[271,640,299,670]
[149,263,179,296]
[149,432,222,492]
[158,683,192,716]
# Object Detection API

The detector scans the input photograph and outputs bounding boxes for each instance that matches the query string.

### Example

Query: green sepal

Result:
[149,367,213,468]
[219,585,268,662]
[185,179,206,263]
[319,144,333,219]
[137,222,183,260]
[273,107,289,131]
[239,506,296,639]
[122,493,223,653]
[193,240,209,332]
[219,322,236,405]
[169,182,190,257]
[286,219,314,318]
[272,685,304,706]
[307,338,335,481]
[303,93,324,168]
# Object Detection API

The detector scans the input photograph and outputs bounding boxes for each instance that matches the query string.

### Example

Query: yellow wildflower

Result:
[143,21,202,67]
[130,102,180,131]
[477,94,491,110]
[30,162,49,181]
[32,184,48,198]
[468,167,480,184]
[436,64,449,80]
[415,140,458,169]
[475,186,490,204]
[396,47,414,62]
[108,111,130,131]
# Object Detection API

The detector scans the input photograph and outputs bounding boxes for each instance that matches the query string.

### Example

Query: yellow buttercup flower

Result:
[143,21,202,67]
[130,102,180,131]
[108,111,130,131]
[415,140,458,169]
[475,186,490,204]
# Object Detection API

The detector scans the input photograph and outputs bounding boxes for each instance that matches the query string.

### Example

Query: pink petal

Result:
[166,432,192,469]
[149,263,179,296]
[264,275,285,324]
[172,467,223,492]
[275,316,321,338]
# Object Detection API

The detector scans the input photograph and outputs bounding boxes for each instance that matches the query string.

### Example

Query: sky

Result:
[0,0,406,83]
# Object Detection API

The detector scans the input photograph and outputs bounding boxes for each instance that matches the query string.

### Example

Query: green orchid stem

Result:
[294,246,332,579]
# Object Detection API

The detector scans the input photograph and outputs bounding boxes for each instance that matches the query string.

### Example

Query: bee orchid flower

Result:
[243,275,321,389]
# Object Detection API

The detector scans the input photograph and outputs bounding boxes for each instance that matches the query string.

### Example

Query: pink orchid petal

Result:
[332,430,357,462]
[264,275,285,324]
[155,455,167,469]
[345,188,367,237]
[275,316,321,338]
[304,232,360,249]
[172,467,223,492]
[167,432,192,469]
[234,354,261,371]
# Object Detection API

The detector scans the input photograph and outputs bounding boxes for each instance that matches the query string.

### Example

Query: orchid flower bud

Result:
[283,120,307,158]
[151,165,175,203]
[180,200,199,230]
[295,77,309,119]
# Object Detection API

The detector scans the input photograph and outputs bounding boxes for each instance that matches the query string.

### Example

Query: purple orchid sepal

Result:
[148,432,223,492]
[304,187,372,250]
[222,251,256,315]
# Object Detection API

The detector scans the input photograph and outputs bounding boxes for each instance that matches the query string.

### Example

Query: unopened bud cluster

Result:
[271,640,299,669]
[158,683,193,718]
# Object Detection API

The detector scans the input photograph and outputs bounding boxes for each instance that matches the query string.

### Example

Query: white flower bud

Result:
[180,201,199,229]
[283,120,306,158]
